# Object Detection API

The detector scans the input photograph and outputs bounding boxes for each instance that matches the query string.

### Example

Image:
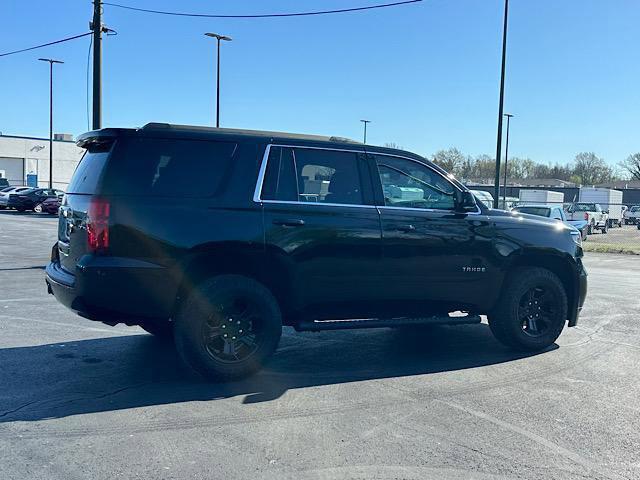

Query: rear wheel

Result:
[174,275,282,381]
[489,267,567,351]
[587,222,593,235]
[602,222,609,234]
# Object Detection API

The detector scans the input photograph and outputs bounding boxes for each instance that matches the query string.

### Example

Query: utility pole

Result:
[360,119,371,144]
[502,113,514,207]
[493,0,509,208]
[205,33,232,128]
[91,0,102,130]
[38,58,64,189]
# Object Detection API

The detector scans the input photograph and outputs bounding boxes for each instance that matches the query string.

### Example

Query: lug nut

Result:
[222,325,226,329]
[239,329,243,333]
[223,334,228,338]
[232,336,236,340]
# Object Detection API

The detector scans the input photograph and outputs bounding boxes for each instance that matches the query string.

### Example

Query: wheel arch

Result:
[172,242,298,325]
[504,250,580,325]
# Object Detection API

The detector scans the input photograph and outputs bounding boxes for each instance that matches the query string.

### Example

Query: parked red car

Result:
[34,196,61,214]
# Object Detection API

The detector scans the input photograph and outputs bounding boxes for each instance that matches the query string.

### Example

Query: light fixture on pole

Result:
[502,113,514,207]
[38,58,64,189]
[205,32,232,128]
[360,119,371,144]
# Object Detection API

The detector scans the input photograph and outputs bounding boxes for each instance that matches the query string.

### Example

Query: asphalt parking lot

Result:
[1,211,639,480]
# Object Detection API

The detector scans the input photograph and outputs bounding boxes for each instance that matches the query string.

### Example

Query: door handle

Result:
[273,218,305,227]
[393,224,416,232]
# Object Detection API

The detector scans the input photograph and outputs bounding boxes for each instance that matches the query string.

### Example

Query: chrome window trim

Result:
[252,143,482,215]
[378,205,483,216]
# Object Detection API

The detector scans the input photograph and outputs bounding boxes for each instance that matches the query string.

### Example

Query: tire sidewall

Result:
[491,268,568,351]
[174,275,282,381]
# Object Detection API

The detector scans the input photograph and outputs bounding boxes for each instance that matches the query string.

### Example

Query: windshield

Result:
[571,203,597,212]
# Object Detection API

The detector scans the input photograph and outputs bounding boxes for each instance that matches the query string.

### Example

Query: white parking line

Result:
[0,314,133,334]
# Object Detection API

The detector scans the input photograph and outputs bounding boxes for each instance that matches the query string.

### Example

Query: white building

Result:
[0,133,84,190]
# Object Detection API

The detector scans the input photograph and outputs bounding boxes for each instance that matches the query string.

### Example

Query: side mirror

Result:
[456,190,478,213]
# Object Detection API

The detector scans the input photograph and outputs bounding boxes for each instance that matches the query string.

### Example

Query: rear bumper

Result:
[45,246,177,325]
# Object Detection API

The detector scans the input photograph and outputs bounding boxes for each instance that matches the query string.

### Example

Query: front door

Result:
[257,145,382,318]
[371,153,494,313]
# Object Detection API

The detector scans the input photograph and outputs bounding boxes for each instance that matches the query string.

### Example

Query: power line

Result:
[102,0,422,19]
[0,32,93,58]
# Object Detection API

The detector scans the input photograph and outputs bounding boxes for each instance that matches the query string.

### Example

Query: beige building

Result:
[0,133,84,190]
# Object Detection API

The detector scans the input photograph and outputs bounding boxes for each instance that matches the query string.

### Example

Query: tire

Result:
[602,222,609,234]
[139,320,174,341]
[174,275,282,381]
[489,267,568,352]
[581,229,587,242]
[587,223,593,235]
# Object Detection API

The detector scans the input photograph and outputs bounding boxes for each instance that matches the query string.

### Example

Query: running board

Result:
[295,315,482,332]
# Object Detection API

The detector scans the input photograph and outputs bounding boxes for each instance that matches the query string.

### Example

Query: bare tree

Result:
[620,153,640,181]
[432,148,466,175]
[572,152,614,185]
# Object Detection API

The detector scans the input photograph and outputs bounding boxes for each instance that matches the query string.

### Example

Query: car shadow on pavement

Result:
[0,324,555,423]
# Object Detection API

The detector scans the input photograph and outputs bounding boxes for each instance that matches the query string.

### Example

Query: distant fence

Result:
[470,186,640,206]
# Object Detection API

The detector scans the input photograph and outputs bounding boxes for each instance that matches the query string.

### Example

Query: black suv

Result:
[46,123,587,380]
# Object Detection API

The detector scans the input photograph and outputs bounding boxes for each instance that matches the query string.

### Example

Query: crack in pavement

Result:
[437,399,630,480]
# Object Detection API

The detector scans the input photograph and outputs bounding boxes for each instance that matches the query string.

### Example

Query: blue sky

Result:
[1,0,638,167]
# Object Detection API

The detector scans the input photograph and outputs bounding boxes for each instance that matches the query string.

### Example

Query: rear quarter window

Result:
[102,137,237,197]
[66,143,112,194]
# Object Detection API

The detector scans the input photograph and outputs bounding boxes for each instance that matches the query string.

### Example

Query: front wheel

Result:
[489,267,567,351]
[34,203,43,213]
[174,275,282,381]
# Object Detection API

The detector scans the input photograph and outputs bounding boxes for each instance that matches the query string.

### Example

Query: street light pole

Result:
[360,119,371,144]
[38,58,64,189]
[493,0,510,208]
[502,113,514,207]
[205,32,232,128]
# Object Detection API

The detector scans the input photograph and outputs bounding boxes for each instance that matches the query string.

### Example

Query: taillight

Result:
[584,213,589,220]
[87,197,110,253]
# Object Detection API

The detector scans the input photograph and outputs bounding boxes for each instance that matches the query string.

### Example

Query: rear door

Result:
[257,144,383,316]
[371,153,495,311]
[57,141,112,273]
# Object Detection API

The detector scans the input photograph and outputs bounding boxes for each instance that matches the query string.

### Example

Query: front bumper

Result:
[569,258,588,327]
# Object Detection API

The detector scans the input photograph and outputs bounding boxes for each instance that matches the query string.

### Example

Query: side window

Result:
[375,155,456,210]
[260,147,297,201]
[103,138,237,197]
[294,148,364,205]
[260,146,367,205]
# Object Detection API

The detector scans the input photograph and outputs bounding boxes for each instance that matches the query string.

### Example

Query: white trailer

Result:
[518,189,564,206]
[579,187,624,227]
